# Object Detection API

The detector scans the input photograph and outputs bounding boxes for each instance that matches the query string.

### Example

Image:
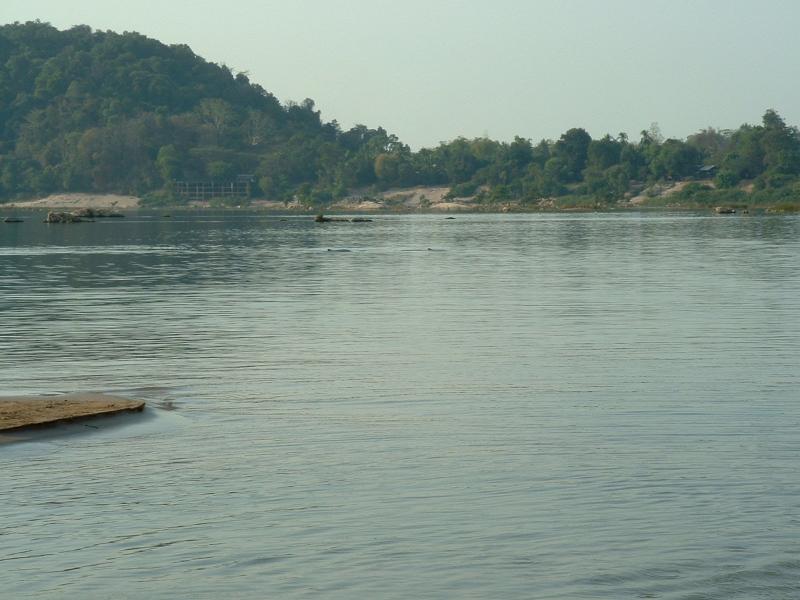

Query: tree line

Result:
[2,22,800,207]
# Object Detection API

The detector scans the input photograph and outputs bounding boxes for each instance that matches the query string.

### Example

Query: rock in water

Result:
[315,214,372,223]
[72,207,95,219]
[44,211,86,223]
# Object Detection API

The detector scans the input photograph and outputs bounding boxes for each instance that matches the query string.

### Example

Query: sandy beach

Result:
[0,191,475,212]
[3,193,141,210]
[1,188,479,212]
[332,186,478,211]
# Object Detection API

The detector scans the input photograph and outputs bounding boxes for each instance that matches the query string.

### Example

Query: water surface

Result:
[1,212,799,598]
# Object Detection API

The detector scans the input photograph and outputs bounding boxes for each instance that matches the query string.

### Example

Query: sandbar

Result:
[0,393,145,432]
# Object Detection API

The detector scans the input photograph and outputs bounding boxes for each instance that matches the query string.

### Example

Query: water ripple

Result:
[1,212,799,598]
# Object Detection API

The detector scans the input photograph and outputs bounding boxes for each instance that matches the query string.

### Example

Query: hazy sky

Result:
[3,0,799,148]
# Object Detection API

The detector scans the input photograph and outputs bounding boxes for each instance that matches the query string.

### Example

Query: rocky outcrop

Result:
[315,214,373,223]
[71,208,94,219]
[43,208,125,223]
[44,211,89,223]
[72,208,125,218]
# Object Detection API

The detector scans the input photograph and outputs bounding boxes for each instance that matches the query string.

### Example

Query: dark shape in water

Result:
[43,208,126,223]
[315,214,372,223]
[73,208,125,218]
[3,217,24,223]
[44,211,91,223]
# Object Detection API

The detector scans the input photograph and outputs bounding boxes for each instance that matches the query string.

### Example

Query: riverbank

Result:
[0,393,145,432]
[2,187,798,213]
[0,188,474,212]
[2,194,141,211]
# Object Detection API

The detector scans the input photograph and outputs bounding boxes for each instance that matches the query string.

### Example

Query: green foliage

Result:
[649,139,702,180]
[665,186,748,207]
[715,169,739,188]
[156,145,180,181]
[587,135,622,171]
[553,128,591,182]
[206,160,235,180]
[446,181,479,199]
[141,188,181,206]
[0,21,395,201]
[552,195,610,210]
[2,22,800,210]
[768,201,800,213]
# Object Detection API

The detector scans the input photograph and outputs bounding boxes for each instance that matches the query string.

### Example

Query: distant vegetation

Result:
[2,21,800,210]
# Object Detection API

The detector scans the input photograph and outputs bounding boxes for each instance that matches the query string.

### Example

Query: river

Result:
[1,212,799,598]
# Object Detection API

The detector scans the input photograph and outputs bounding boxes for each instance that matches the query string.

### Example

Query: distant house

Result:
[697,165,717,178]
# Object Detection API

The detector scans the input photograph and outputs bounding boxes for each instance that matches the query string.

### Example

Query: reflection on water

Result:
[1,212,799,598]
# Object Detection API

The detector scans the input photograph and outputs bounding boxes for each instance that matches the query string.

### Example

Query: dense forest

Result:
[2,21,800,209]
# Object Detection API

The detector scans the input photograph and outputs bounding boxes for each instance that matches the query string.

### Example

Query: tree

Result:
[156,144,180,182]
[553,128,591,182]
[207,160,234,180]
[439,138,482,183]
[722,125,765,181]
[374,153,400,184]
[760,109,800,177]
[587,134,622,171]
[649,139,701,180]
[507,136,533,168]
[242,109,272,147]
[196,98,236,144]
[686,127,730,163]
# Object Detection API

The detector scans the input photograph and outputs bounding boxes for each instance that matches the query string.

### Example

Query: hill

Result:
[2,21,800,211]
[0,21,406,204]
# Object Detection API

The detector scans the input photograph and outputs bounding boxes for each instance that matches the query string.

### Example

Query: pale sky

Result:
[3,0,799,148]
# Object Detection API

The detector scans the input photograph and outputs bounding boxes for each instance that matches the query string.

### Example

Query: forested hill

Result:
[2,21,800,209]
[0,21,407,202]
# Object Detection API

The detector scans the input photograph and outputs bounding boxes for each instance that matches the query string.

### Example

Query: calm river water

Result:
[1,212,799,599]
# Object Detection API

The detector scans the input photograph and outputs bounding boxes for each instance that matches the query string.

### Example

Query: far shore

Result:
[0,188,484,213]
[1,186,794,214]
[3,193,141,211]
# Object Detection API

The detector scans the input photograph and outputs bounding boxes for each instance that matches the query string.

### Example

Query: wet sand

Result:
[0,393,145,431]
